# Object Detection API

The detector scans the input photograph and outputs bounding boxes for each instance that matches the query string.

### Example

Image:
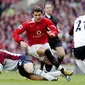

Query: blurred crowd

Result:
[0,0,85,64]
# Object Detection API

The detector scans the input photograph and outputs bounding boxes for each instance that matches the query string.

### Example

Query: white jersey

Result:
[3,59,19,71]
[74,15,85,48]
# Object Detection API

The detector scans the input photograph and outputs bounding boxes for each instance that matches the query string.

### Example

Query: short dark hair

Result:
[44,2,54,8]
[32,6,43,14]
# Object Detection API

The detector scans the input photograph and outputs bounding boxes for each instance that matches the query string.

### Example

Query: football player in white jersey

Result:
[69,15,85,73]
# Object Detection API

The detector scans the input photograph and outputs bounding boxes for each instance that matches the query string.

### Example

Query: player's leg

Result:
[28,43,73,79]
[75,59,85,73]
[55,46,65,67]
[28,43,62,68]
[40,56,71,81]
[23,61,54,80]
[38,48,73,82]
[29,74,44,80]
[73,46,85,73]
[54,46,73,77]
[54,40,73,76]
[45,63,53,72]
[37,44,73,75]
[48,37,64,69]
[0,63,3,73]
[18,56,57,81]
[48,38,74,76]
[47,70,61,77]
[40,61,45,70]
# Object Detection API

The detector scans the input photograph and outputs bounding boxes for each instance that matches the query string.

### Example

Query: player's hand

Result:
[47,31,56,38]
[48,32,56,38]
[20,41,28,49]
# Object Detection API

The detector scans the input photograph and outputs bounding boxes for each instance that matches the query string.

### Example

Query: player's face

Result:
[44,4,53,15]
[33,12,43,22]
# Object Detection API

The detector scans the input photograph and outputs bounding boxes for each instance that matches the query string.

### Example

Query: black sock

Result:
[57,56,63,64]
[40,61,45,70]
[45,64,52,72]
[60,68,64,74]
[45,49,60,68]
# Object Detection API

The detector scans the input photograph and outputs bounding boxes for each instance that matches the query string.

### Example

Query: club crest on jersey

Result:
[18,25,23,29]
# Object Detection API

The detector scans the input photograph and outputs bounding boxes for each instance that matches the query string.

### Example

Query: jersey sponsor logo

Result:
[18,25,23,30]
[37,30,41,35]
[33,30,44,38]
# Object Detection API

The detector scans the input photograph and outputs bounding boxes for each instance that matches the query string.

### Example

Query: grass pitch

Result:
[0,71,85,85]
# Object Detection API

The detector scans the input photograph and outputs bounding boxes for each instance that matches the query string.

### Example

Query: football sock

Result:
[47,71,61,77]
[33,69,55,81]
[45,49,61,68]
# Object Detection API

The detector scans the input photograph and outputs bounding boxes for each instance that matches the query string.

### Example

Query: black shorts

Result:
[45,64,52,72]
[48,36,62,50]
[73,46,85,60]
[17,55,32,78]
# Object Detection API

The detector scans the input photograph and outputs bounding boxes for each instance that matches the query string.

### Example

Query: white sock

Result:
[47,71,61,77]
[33,69,55,81]
[58,65,63,70]
[75,59,85,73]
[83,60,85,65]
[0,63,3,73]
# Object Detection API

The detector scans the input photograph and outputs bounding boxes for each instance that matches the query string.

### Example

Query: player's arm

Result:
[13,22,29,48]
[46,19,59,38]
[13,22,27,43]
[69,24,74,36]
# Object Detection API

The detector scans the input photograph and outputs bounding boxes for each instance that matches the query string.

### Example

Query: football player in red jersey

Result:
[13,6,73,79]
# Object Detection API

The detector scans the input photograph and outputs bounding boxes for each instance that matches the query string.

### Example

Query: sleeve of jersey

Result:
[47,20,59,36]
[69,24,74,36]
[13,22,27,43]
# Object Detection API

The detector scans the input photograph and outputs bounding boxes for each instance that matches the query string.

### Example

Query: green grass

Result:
[0,71,85,85]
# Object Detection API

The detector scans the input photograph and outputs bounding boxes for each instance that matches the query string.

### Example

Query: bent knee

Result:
[55,47,65,57]
[60,53,65,57]
[24,62,33,73]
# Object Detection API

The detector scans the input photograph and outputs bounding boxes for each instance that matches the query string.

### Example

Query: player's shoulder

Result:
[79,15,85,18]
[76,15,85,21]
[23,18,35,25]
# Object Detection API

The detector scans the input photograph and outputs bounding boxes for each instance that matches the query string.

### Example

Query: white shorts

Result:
[28,43,51,61]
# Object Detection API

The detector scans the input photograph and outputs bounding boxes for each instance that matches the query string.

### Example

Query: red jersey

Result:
[13,17,59,46]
